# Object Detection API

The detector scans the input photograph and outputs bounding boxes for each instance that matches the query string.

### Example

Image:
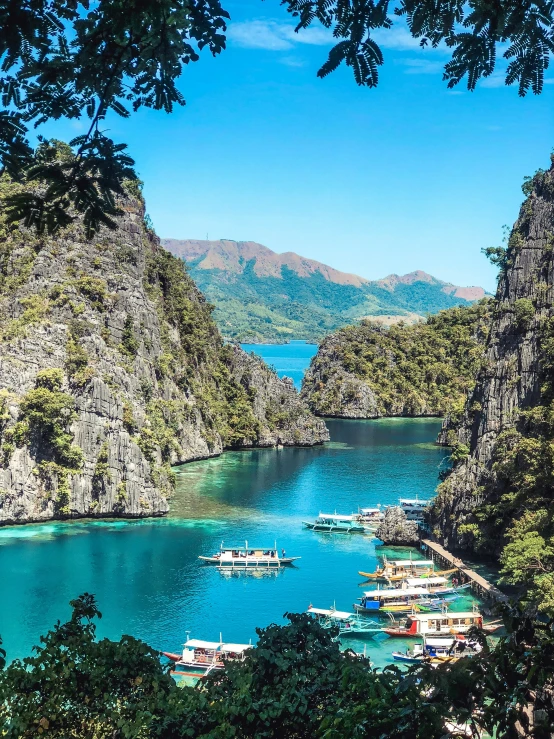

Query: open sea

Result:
[0,343,474,670]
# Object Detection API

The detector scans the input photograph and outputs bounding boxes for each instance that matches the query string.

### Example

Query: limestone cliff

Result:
[433,161,554,554]
[301,304,491,418]
[0,187,328,525]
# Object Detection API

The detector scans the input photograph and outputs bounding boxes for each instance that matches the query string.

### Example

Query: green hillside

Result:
[168,242,488,342]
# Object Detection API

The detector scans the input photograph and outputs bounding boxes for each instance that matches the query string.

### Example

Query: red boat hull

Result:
[162,651,181,661]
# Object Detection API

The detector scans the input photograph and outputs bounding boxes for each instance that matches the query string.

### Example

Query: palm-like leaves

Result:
[282,0,554,96]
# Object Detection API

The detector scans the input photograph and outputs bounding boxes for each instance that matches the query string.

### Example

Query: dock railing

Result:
[420,536,508,603]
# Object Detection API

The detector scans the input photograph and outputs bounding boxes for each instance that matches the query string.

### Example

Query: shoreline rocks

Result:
[375,507,420,546]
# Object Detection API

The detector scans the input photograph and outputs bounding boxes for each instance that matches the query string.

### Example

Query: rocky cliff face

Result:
[375,507,420,546]
[433,163,554,553]
[0,187,328,525]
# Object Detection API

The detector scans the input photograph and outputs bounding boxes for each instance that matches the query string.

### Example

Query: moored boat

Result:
[382,608,490,637]
[199,541,300,567]
[359,557,436,581]
[354,586,444,614]
[303,513,366,533]
[355,506,384,530]
[397,576,471,596]
[164,637,252,676]
[392,635,482,664]
[307,605,382,636]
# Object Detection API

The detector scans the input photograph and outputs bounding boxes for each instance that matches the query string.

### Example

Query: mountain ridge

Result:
[161,238,489,343]
[162,238,487,297]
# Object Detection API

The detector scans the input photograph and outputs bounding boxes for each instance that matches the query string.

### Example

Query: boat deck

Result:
[421,539,508,603]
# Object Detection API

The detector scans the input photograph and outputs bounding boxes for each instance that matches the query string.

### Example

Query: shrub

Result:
[119,315,139,358]
[514,298,535,329]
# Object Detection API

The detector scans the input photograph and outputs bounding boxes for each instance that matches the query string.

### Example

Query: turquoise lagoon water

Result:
[241,340,318,390]
[0,417,479,670]
[0,343,477,670]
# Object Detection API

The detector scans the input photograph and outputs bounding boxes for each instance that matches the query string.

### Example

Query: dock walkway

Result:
[421,538,508,603]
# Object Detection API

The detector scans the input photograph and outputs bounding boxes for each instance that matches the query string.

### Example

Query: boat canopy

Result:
[318,513,356,520]
[400,498,429,506]
[423,638,456,647]
[308,607,334,616]
[328,610,354,620]
[389,559,434,568]
[220,546,276,553]
[359,507,381,515]
[220,644,252,654]
[411,612,481,622]
[364,587,430,598]
[308,607,354,620]
[405,577,447,587]
[184,639,221,650]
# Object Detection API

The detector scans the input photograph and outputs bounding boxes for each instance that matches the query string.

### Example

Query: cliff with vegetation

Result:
[163,238,489,343]
[0,180,327,525]
[433,160,554,614]
[301,302,492,418]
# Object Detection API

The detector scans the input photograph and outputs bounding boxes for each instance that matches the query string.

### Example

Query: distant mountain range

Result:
[161,238,490,343]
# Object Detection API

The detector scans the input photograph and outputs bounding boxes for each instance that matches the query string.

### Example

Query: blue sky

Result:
[55,1,554,292]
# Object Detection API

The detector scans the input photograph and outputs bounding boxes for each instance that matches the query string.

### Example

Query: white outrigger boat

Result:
[355,506,384,530]
[303,513,366,533]
[163,637,252,676]
[398,576,471,596]
[307,606,382,636]
[392,635,482,664]
[199,542,300,568]
[395,496,430,522]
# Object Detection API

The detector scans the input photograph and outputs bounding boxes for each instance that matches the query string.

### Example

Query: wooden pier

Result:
[421,538,508,603]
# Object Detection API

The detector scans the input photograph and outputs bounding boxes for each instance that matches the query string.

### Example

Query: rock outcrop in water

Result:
[375,507,420,545]
[301,303,491,418]
[0,185,328,525]
[433,160,554,556]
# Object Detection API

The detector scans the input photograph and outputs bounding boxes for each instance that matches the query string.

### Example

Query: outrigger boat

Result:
[395,496,430,522]
[355,507,384,530]
[392,635,482,664]
[354,586,447,615]
[382,607,498,637]
[398,576,472,596]
[359,557,438,581]
[303,513,366,534]
[307,606,382,636]
[199,541,300,568]
[163,637,252,676]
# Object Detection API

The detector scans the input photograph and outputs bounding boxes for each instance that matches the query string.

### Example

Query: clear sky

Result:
[54,1,554,292]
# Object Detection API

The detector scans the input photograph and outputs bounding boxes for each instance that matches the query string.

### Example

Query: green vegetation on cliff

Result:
[434,163,554,618]
[0,166,326,525]
[303,301,493,418]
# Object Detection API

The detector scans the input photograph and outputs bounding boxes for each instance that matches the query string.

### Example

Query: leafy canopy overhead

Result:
[282,0,554,93]
[0,0,229,235]
[0,0,551,235]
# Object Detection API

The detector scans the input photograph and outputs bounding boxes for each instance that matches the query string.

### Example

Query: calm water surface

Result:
[0,418,472,669]
[241,340,317,390]
[0,344,473,669]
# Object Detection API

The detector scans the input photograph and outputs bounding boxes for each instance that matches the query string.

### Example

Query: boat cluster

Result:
[302,496,429,534]
[307,556,501,665]
[170,498,500,678]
